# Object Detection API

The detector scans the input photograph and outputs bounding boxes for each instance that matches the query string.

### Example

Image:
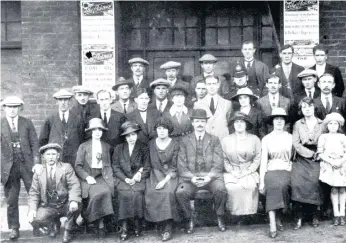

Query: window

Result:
[1,1,22,49]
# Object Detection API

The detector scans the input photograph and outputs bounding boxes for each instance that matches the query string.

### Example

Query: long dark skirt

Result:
[264,170,291,212]
[84,177,114,223]
[117,181,145,220]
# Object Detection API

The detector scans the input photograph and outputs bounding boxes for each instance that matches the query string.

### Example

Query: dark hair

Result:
[133,88,150,98]
[242,40,255,49]
[154,117,174,134]
[96,89,112,99]
[319,73,334,82]
[297,97,317,117]
[280,44,294,53]
[266,75,281,84]
[313,44,328,55]
[195,79,206,85]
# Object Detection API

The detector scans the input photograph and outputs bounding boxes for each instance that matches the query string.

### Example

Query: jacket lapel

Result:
[136,110,148,134]
[41,164,48,200]
[1,117,13,150]
[52,113,63,138]
[122,143,131,171]
[263,95,272,115]
[55,162,63,186]
[202,133,211,153]
[188,133,197,152]
[101,141,110,167]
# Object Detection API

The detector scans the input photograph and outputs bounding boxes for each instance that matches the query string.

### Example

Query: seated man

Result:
[28,143,82,243]
[176,109,227,234]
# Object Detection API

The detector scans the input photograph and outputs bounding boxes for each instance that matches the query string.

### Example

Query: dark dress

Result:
[112,141,150,220]
[145,139,180,222]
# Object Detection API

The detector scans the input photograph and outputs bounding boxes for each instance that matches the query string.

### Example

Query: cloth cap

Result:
[72,85,93,94]
[128,57,149,66]
[53,89,74,99]
[297,69,318,79]
[199,54,217,63]
[1,96,24,106]
[39,143,62,154]
[160,61,181,70]
[150,78,171,88]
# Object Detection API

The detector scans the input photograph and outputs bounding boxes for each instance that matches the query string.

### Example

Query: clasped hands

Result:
[191,176,211,187]
[125,171,142,186]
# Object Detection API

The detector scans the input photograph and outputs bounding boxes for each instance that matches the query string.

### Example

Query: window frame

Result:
[1,1,22,49]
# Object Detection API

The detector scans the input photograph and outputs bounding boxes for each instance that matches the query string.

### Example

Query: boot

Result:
[62,230,72,243]
[134,218,141,237]
[119,220,128,241]
[186,218,194,234]
[9,228,19,240]
[49,222,59,238]
[217,216,226,232]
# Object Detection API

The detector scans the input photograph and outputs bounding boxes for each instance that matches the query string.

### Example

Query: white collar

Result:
[133,75,143,82]
[168,78,177,86]
[321,93,332,99]
[240,106,251,114]
[305,87,315,93]
[6,115,18,124]
[268,92,279,100]
[100,109,111,118]
[207,94,218,103]
[157,98,168,106]
[46,163,56,172]
[169,105,188,116]
[281,62,292,68]
[194,131,206,140]
[59,110,69,121]
[119,99,130,106]
[203,72,214,77]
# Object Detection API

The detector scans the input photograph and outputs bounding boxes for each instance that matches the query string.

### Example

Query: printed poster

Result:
[284,0,319,67]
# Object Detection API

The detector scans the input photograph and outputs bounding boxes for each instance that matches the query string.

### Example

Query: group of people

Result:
[2,41,346,243]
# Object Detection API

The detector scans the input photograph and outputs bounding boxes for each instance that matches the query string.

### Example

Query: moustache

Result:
[323,88,330,91]
[197,125,204,128]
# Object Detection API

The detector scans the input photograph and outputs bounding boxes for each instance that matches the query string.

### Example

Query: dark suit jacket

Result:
[28,162,82,211]
[189,74,229,98]
[256,94,291,117]
[148,99,173,114]
[39,111,84,165]
[127,76,152,99]
[74,140,114,198]
[1,116,40,185]
[90,108,126,147]
[314,95,346,120]
[126,109,161,143]
[112,141,150,190]
[177,132,224,182]
[311,63,345,97]
[111,100,137,114]
[274,62,305,100]
[162,109,193,137]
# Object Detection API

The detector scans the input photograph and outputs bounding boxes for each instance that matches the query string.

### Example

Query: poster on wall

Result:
[80,0,115,95]
[284,0,319,67]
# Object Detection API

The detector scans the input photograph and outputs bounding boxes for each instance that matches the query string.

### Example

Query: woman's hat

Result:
[120,121,141,136]
[190,109,210,120]
[39,143,62,154]
[228,111,253,130]
[323,112,345,127]
[154,117,174,134]
[85,118,108,132]
[230,87,258,102]
[170,84,189,97]
[267,107,289,124]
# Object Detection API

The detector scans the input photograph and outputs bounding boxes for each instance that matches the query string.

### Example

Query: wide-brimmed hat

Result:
[154,117,174,134]
[39,143,62,154]
[230,87,258,102]
[150,78,171,89]
[53,89,74,99]
[1,96,24,107]
[199,54,217,63]
[170,84,189,97]
[120,121,141,136]
[297,69,318,79]
[128,57,149,66]
[72,85,93,94]
[233,63,247,78]
[323,112,345,128]
[190,109,210,120]
[112,77,134,91]
[85,118,108,132]
[228,111,253,130]
[160,61,181,70]
[266,107,289,124]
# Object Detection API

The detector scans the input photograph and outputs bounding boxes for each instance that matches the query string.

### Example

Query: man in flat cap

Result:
[28,143,82,243]
[1,96,40,240]
[231,41,270,97]
[148,79,173,114]
[189,54,229,99]
[127,57,150,90]
[39,89,84,167]
[111,77,137,114]
[160,61,189,90]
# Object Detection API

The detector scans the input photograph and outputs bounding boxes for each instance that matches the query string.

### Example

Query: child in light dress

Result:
[317,112,346,226]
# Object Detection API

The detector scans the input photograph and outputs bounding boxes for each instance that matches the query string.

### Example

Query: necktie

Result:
[159,101,163,112]
[176,112,182,123]
[272,96,276,108]
[124,104,127,114]
[308,91,312,98]
[246,61,251,70]
[103,112,108,127]
[325,97,331,112]
[49,166,54,181]
[11,118,17,132]
[62,113,67,125]
[210,97,215,114]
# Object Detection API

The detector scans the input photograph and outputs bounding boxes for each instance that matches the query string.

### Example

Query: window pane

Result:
[243,27,253,42]
[230,27,241,46]
[7,22,21,41]
[217,16,228,27]
[186,28,197,46]
[261,26,273,46]
[218,28,229,45]
[1,2,6,22]
[129,29,142,48]
[149,29,172,47]
[243,15,253,26]
[205,28,216,46]
[186,16,197,27]
[130,18,141,28]
[206,16,216,27]
[6,1,21,22]
[1,23,6,41]
[174,12,185,28]
[174,29,185,46]
[230,15,241,26]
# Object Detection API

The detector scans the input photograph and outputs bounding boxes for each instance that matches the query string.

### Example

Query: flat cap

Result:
[150,78,171,88]
[199,54,217,63]
[39,143,62,154]
[128,57,149,66]
[297,69,318,79]
[72,85,93,94]
[53,89,74,99]
[1,96,24,106]
[160,61,181,70]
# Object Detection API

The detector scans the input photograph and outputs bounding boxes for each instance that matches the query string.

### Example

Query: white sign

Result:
[80,1,115,93]
[284,0,319,68]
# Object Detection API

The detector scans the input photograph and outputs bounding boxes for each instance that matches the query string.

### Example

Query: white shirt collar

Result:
[168,78,177,87]
[133,75,143,84]
[316,63,326,77]
[268,92,279,100]
[59,110,69,121]
[203,72,214,78]
[305,87,315,95]
[119,99,130,106]
[156,98,168,110]
[321,93,332,99]
[6,115,18,129]
[46,163,56,177]
[194,131,206,140]
[169,105,188,116]
[281,62,292,69]
[100,108,111,121]
[240,106,251,115]
[128,143,135,156]
[139,110,147,123]
[244,59,254,66]
[207,94,218,105]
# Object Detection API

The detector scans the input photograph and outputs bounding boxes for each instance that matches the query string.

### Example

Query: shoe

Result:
[186,219,194,234]
[340,216,345,226]
[9,228,19,240]
[312,217,319,228]
[120,230,128,241]
[49,223,59,238]
[333,217,340,226]
[276,218,284,231]
[62,230,72,243]
[294,218,302,230]
[269,231,277,238]
[161,231,172,242]
[217,216,226,232]
[98,228,106,238]
[134,219,141,237]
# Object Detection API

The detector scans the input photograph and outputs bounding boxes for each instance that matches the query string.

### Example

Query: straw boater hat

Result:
[1,96,24,107]
[120,121,141,136]
[150,78,171,89]
[323,112,345,128]
[266,107,289,124]
[112,77,134,91]
[72,85,93,94]
[160,61,181,70]
[170,84,189,97]
[230,87,258,102]
[199,54,217,63]
[297,69,318,79]
[128,57,149,66]
[190,109,210,120]
[228,111,253,130]
[85,118,108,132]
[52,89,74,99]
[39,143,62,154]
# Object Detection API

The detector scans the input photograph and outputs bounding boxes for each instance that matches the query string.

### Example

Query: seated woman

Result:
[112,121,150,241]
[259,108,293,238]
[145,117,180,241]
[222,112,261,218]
[75,118,114,238]
[229,87,265,139]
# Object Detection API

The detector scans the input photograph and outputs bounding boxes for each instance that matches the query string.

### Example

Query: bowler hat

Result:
[233,63,247,78]
[170,84,189,97]
[39,143,62,154]
[120,121,141,136]
[267,107,289,124]
[112,77,134,91]
[160,61,181,70]
[85,118,108,132]
[323,112,345,128]
[190,109,210,120]
[199,54,217,63]
[230,87,258,102]
[297,69,318,79]
[228,111,253,130]
[1,96,24,107]
[128,57,149,66]
[72,85,93,94]
[53,89,74,99]
[150,78,171,89]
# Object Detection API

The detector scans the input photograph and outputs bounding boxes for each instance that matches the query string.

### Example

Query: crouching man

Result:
[28,143,82,243]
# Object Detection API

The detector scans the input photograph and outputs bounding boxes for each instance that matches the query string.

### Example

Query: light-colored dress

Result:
[318,133,346,187]
[221,133,261,215]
